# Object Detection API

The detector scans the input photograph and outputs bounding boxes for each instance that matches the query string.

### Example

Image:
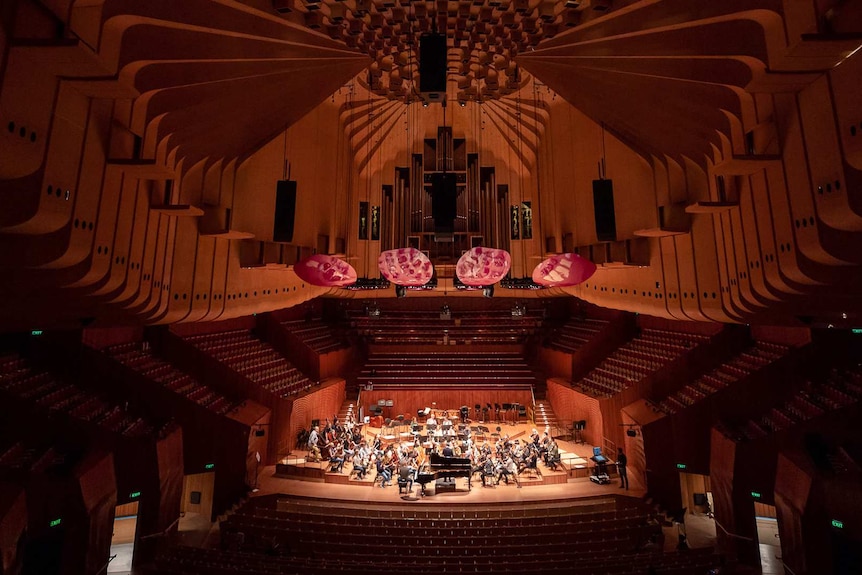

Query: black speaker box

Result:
[419,33,447,94]
[190,491,202,505]
[273,180,297,242]
[431,173,458,232]
[255,429,266,437]
[592,179,616,242]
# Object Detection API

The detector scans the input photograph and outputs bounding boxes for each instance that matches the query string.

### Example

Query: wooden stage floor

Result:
[255,422,643,506]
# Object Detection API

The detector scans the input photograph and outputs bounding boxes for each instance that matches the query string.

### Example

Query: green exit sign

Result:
[129,491,141,499]
[49,518,62,528]
[751,491,762,499]
[676,463,687,470]
[31,330,43,336]
[853,328,862,334]
[204,463,215,470]
[832,519,844,529]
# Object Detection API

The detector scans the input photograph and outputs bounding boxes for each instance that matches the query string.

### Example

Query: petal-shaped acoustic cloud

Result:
[456,247,512,287]
[378,247,434,286]
[531,253,596,287]
[294,254,357,287]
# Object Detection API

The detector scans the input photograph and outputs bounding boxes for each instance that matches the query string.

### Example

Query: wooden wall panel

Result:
[547,379,603,447]
[284,379,345,459]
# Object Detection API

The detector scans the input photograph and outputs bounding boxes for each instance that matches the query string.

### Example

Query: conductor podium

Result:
[589,447,611,485]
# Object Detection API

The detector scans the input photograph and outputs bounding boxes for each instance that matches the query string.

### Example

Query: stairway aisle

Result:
[533,400,561,435]
[337,398,357,423]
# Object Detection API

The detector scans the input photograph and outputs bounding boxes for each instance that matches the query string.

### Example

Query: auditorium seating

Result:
[719,364,862,442]
[349,308,545,345]
[185,330,314,397]
[574,330,710,399]
[544,317,608,354]
[281,318,349,354]
[143,495,719,575]
[0,351,166,438]
[104,343,241,415]
[359,351,539,387]
[654,341,791,414]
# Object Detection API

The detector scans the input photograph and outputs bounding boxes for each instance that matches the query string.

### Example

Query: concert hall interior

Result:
[2,1,862,574]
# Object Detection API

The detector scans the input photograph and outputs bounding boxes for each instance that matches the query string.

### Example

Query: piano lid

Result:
[429,453,471,468]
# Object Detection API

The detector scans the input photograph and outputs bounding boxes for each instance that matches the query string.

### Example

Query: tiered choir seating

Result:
[719,364,862,441]
[544,317,608,354]
[281,318,348,354]
[0,351,163,438]
[573,329,710,399]
[185,330,313,398]
[359,351,539,386]
[654,341,790,414]
[105,343,240,415]
[349,308,544,345]
[144,496,719,575]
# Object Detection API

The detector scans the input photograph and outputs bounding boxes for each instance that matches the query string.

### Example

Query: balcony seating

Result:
[0,351,164,438]
[573,329,710,399]
[359,351,539,387]
[281,318,349,354]
[721,364,862,441]
[105,343,241,415]
[543,317,608,354]
[185,330,314,398]
[654,341,790,415]
[348,308,545,346]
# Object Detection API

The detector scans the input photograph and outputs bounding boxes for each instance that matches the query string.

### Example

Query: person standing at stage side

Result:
[307,425,321,462]
[617,447,629,489]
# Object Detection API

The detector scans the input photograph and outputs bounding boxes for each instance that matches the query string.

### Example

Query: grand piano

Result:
[416,453,473,495]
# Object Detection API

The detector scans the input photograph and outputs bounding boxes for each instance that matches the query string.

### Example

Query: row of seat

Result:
[149,544,719,575]
[360,351,539,387]
[0,352,162,438]
[544,317,608,354]
[654,341,791,415]
[186,330,313,398]
[281,318,350,353]
[574,330,710,399]
[720,364,862,441]
[105,343,240,415]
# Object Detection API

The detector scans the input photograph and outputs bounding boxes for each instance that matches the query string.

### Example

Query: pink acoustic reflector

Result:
[293,254,357,287]
[456,246,512,286]
[531,253,596,287]
[378,247,434,286]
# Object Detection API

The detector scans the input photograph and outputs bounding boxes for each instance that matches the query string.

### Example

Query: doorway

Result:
[179,472,216,545]
[674,472,716,550]
[754,502,784,575]
[108,501,138,574]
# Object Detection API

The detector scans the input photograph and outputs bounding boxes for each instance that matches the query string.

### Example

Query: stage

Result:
[259,420,634,504]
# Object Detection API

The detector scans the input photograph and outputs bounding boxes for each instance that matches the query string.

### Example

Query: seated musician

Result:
[530,428,540,446]
[471,453,486,486]
[426,414,437,428]
[329,442,345,473]
[376,456,393,488]
[398,463,414,492]
[545,439,561,468]
[500,455,521,487]
[352,454,369,479]
[482,457,498,487]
